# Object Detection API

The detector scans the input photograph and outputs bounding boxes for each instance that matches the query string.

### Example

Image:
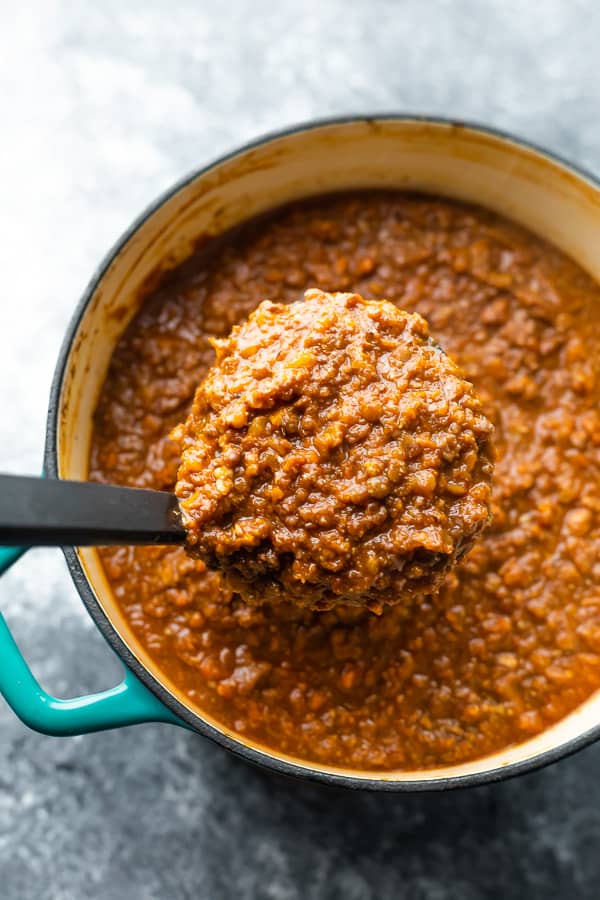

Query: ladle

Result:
[0,474,185,546]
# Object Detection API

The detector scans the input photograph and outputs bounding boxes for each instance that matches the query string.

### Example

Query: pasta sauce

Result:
[90,193,600,771]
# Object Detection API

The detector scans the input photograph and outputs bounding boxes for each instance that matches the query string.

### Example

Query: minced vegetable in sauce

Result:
[173,289,493,612]
[90,192,600,771]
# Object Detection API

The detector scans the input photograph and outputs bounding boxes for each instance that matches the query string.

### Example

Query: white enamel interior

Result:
[57,118,600,783]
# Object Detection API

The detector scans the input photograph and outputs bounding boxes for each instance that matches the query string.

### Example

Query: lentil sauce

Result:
[90,193,600,771]
[174,290,493,612]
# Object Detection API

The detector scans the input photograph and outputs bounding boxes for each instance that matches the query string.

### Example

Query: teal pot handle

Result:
[0,546,181,735]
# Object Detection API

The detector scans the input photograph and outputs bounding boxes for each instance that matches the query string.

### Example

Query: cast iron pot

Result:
[2,116,600,791]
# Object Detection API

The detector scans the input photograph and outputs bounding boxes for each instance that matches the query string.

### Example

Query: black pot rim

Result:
[44,113,600,792]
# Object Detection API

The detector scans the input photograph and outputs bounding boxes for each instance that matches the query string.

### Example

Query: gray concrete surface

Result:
[1,1,600,897]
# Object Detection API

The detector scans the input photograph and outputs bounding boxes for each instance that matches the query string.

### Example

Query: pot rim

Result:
[44,113,600,791]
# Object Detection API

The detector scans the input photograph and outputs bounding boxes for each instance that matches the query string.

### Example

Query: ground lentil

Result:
[173,290,493,612]
[90,192,600,771]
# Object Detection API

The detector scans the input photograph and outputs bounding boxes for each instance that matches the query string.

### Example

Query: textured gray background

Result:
[1,1,599,897]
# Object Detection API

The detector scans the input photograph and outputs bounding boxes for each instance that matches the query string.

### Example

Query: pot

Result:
[2,115,600,791]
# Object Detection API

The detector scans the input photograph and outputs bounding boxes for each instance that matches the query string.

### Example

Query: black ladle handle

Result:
[0,474,186,547]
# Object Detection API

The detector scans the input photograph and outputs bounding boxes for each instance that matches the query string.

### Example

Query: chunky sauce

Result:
[174,289,493,612]
[90,193,600,771]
